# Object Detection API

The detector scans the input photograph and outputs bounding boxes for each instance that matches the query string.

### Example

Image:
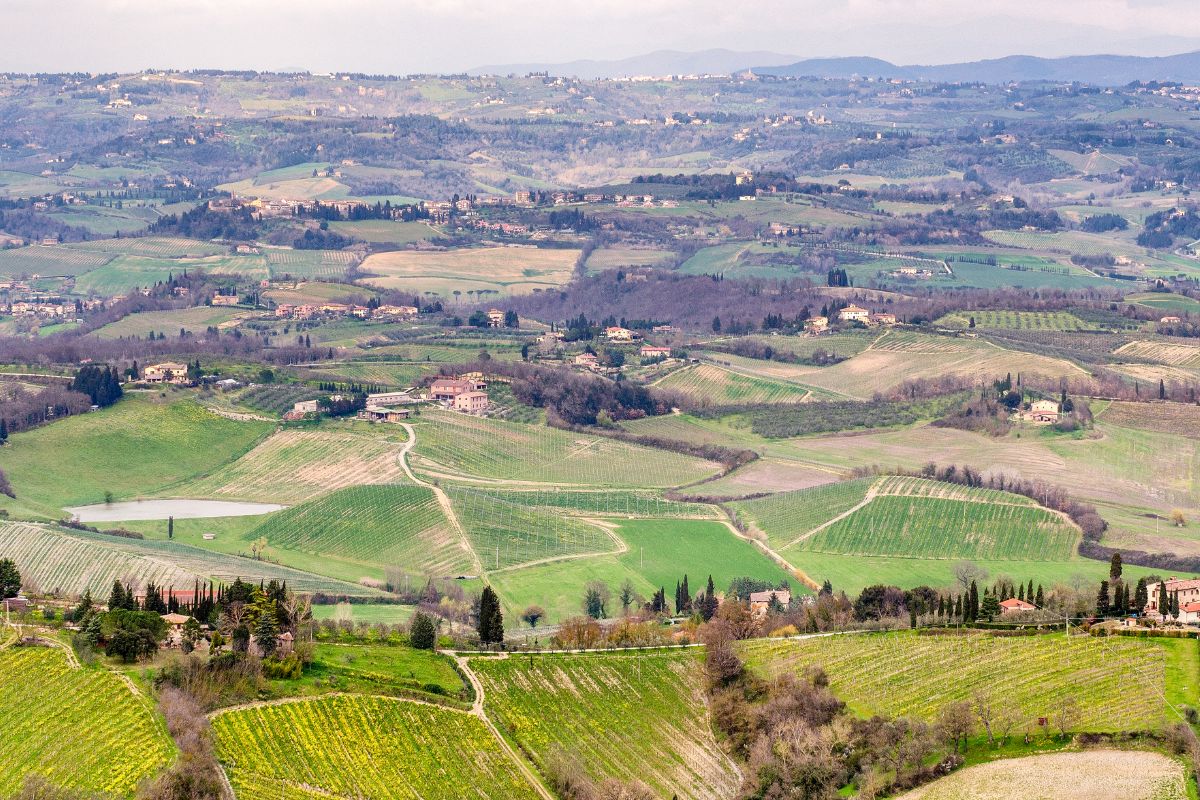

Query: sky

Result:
[3,0,1200,74]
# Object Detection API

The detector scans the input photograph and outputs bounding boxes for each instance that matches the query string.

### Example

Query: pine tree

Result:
[1027,579,1035,603]
[254,606,279,657]
[953,595,963,619]
[410,611,437,650]
[700,575,718,621]
[109,579,126,611]
[1017,583,1025,601]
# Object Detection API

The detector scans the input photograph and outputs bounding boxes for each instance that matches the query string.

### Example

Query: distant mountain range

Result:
[471,47,1200,86]
[753,51,1200,85]
[468,49,800,79]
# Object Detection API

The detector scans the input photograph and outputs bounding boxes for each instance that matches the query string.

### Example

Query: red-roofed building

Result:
[999,598,1036,614]
[1179,601,1200,625]
[1146,578,1200,618]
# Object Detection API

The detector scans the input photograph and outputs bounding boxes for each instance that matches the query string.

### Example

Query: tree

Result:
[700,575,718,621]
[1172,509,1188,528]
[1052,696,1079,740]
[102,609,166,663]
[409,611,437,650]
[167,516,174,540]
[0,418,8,443]
[973,690,996,745]
[521,605,545,629]
[954,561,987,591]
[1095,580,1111,617]
[619,580,636,615]
[678,574,691,614]
[967,580,979,622]
[583,581,610,619]
[980,591,1000,621]
[180,617,201,654]
[254,605,279,657]
[478,586,504,645]
[1109,552,1123,582]
[0,558,20,599]
[711,316,721,333]
[936,700,974,751]
[1134,577,1149,613]
[1160,580,1171,618]
[1035,584,1045,608]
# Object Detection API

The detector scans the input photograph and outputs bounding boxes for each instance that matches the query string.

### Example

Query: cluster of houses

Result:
[273,303,418,321]
[801,306,898,335]
[429,374,490,414]
[8,301,68,318]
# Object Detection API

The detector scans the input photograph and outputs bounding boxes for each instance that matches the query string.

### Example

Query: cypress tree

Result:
[1018,583,1025,602]
[1096,580,1110,617]
[1109,553,1123,582]
[674,580,681,614]
[1134,577,1148,613]
[968,581,979,622]
[478,586,504,645]
[680,575,691,613]
[1160,581,1171,617]
[1035,584,1044,608]
[109,579,126,611]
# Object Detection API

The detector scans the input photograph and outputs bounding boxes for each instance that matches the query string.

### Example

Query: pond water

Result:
[65,498,284,522]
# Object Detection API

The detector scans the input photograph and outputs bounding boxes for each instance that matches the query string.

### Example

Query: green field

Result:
[0,395,272,517]
[741,631,1182,732]
[247,484,473,580]
[0,244,112,277]
[265,248,357,279]
[936,310,1091,331]
[68,236,225,258]
[655,362,812,405]
[0,644,175,798]
[212,695,540,799]
[473,650,740,800]
[303,361,438,387]
[72,255,196,295]
[93,306,250,339]
[731,478,875,552]
[410,410,721,488]
[265,642,465,702]
[0,521,373,597]
[311,602,417,625]
[1126,292,1200,315]
[490,518,795,624]
[327,219,440,244]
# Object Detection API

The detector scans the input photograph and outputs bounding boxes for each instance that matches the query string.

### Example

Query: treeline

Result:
[0,385,93,435]
[69,365,122,407]
[1139,207,1200,248]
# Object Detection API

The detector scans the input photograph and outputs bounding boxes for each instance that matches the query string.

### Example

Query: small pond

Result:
[65,498,284,522]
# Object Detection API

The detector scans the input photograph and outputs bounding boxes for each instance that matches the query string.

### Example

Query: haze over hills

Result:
[754,50,1200,85]
[468,48,800,78]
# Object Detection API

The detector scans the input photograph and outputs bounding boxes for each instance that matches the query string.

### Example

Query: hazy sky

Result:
[3,0,1200,73]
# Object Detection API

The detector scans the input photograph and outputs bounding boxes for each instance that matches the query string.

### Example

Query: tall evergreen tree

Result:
[1035,584,1045,608]
[1096,580,1111,617]
[1109,553,1123,582]
[254,606,279,657]
[1160,581,1171,617]
[109,579,126,611]
[478,586,504,645]
[968,581,979,622]
[1134,577,1148,613]
[680,575,691,614]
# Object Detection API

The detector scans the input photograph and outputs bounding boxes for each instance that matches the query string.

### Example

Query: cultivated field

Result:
[248,485,472,578]
[473,650,741,800]
[68,236,225,258]
[357,246,579,295]
[1099,401,1200,440]
[655,362,811,405]
[212,695,540,800]
[741,631,1172,731]
[327,219,439,244]
[410,410,721,488]
[72,255,195,296]
[265,248,358,279]
[895,750,1186,800]
[181,426,408,504]
[93,306,249,339]
[0,396,272,518]
[0,244,112,276]
[1113,339,1200,368]
[936,310,1090,331]
[0,644,175,798]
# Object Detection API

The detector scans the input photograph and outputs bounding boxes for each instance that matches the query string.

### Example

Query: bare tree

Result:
[973,689,995,745]
[936,700,974,752]
[954,561,987,591]
[1053,696,1080,740]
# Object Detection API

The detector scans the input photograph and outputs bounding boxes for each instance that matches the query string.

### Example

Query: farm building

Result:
[430,376,484,401]
[871,312,898,326]
[487,309,506,327]
[292,400,319,414]
[452,391,490,415]
[374,304,418,319]
[749,589,791,616]
[1179,602,1200,625]
[640,345,672,359]
[574,353,600,369]
[1145,578,1200,618]
[144,362,190,384]
[1161,315,1183,324]
[604,326,637,342]
[359,406,411,423]
[838,305,871,323]
[805,316,829,333]
[999,598,1036,614]
[1021,400,1061,424]
[366,391,417,406]
[211,294,240,306]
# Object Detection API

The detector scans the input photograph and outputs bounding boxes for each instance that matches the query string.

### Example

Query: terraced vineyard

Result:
[68,236,224,257]
[0,644,175,797]
[0,244,112,276]
[936,310,1090,331]
[0,521,372,597]
[448,486,616,571]
[473,651,740,800]
[730,478,875,552]
[182,427,408,503]
[248,485,473,577]
[655,363,809,405]
[1113,339,1200,368]
[741,632,1169,732]
[411,410,720,488]
[212,695,540,800]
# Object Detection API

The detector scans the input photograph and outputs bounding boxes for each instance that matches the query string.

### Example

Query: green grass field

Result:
[473,650,740,800]
[72,255,196,296]
[490,518,795,624]
[264,642,465,703]
[212,695,540,800]
[0,395,272,518]
[92,306,250,339]
[731,478,876,552]
[410,410,721,488]
[741,631,1182,733]
[247,485,473,580]
[936,310,1091,331]
[311,602,417,625]
[0,644,175,798]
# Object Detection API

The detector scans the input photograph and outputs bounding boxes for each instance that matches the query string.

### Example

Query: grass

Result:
[0,644,175,798]
[180,425,409,504]
[0,395,272,518]
[490,518,795,624]
[303,361,438,387]
[247,485,473,580]
[473,650,741,800]
[357,246,579,296]
[311,603,417,625]
[936,310,1090,331]
[92,306,250,339]
[731,478,876,552]
[740,630,1177,732]
[72,255,195,295]
[263,642,465,703]
[0,521,374,597]
[410,410,721,488]
[212,695,541,800]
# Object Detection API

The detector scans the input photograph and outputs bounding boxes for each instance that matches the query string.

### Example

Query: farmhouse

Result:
[640,345,672,359]
[487,308,506,327]
[452,391,490,414]
[574,353,600,369]
[871,312,898,326]
[604,326,637,342]
[1161,315,1183,324]
[999,598,1036,614]
[805,316,829,334]
[749,589,791,616]
[292,400,319,414]
[1180,602,1200,625]
[373,304,419,319]
[1145,578,1200,617]
[1021,399,1061,424]
[430,377,480,400]
[144,362,189,384]
[211,294,240,307]
[838,305,870,323]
